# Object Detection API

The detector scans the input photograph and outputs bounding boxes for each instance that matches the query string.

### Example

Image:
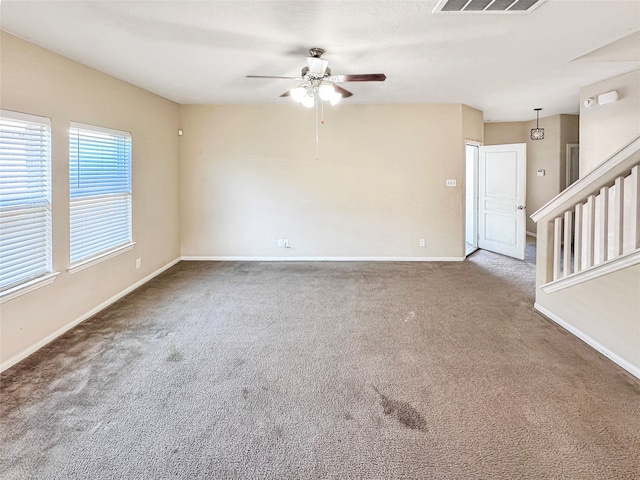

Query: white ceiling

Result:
[1,0,639,122]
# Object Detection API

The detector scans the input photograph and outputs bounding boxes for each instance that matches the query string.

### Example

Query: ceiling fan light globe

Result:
[329,91,342,106]
[318,83,335,101]
[290,85,307,103]
[301,95,315,108]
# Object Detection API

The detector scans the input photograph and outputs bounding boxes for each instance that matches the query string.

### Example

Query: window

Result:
[69,123,132,269]
[0,110,53,296]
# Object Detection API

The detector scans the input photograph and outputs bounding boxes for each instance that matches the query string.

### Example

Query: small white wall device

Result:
[597,90,619,105]
[584,90,619,108]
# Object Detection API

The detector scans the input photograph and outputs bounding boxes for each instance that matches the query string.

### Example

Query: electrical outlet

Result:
[283,239,290,248]
[445,179,457,187]
[419,239,425,247]
[135,258,142,269]
[277,239,283,247]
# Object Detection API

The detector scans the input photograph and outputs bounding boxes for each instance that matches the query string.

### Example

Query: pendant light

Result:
[531,108,544,140]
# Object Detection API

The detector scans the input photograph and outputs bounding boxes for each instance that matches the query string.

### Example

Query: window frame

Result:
[0,109,57,303]
[68,122,134,274]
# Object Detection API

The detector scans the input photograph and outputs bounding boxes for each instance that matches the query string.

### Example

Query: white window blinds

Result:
[0,110,52,292]
[69,123,132,265]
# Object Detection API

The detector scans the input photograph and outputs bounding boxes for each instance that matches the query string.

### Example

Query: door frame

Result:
[465,140,482,257]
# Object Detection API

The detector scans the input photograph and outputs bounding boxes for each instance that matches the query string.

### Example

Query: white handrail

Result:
[531,135,640,223]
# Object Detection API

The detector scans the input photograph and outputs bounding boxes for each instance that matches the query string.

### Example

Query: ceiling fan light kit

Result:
[292,80,342,108]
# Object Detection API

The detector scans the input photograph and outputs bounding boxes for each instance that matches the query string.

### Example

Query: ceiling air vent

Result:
[434,0,546,14]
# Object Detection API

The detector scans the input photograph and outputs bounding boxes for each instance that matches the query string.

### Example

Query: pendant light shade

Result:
[531,108,544,140]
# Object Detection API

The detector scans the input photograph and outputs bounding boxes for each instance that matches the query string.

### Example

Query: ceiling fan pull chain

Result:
[315,100,320,161]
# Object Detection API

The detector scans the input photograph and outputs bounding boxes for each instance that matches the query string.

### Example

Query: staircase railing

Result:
[531,136,640,293]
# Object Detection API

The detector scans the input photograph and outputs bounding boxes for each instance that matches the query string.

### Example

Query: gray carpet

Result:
[1,251,639,479]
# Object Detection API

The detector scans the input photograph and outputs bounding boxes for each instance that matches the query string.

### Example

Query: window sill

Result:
[0,272,59,304]
[67,242,136,275]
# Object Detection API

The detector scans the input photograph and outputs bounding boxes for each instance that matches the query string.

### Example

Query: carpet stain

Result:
[241,387,249,399]
[232,358,246,368]
[373,386,428,432]
[166,346,183,363]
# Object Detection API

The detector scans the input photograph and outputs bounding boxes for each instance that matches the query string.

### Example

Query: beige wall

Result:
[484,121,527,146]
[580,69,640,174]
[485,115,579,233]
[0,32,181,368]
[535,225,640,373]
[179,104,482,259]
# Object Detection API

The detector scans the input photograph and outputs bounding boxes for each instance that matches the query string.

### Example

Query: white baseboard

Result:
[526,231,537,238]
[181,256,465,262]
[1,257,181,373]
[534,302,640,379]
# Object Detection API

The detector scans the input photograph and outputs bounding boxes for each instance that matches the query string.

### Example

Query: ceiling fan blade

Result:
[246,75,302,80]
[333,73,386,82]
[333,85,353,98]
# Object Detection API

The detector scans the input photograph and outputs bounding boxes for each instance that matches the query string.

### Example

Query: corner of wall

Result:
[579,69,640,175]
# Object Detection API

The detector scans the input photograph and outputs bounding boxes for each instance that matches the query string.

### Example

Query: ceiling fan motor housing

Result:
[301,66,331,81]
[306,56,329,76]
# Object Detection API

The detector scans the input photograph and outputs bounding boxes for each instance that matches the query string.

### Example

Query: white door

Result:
[478,144,527,260]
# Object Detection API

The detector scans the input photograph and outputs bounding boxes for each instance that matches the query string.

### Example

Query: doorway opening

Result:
[466,142,528,260]
[566,143,579,187]
[465,142,480,256]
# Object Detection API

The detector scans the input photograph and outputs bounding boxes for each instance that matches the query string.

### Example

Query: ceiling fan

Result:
[246,48,386,107]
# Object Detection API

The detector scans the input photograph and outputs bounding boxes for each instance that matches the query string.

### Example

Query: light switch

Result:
[537,169,545,176]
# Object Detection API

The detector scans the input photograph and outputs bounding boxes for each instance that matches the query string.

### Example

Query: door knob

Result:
[517,205,526,210]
